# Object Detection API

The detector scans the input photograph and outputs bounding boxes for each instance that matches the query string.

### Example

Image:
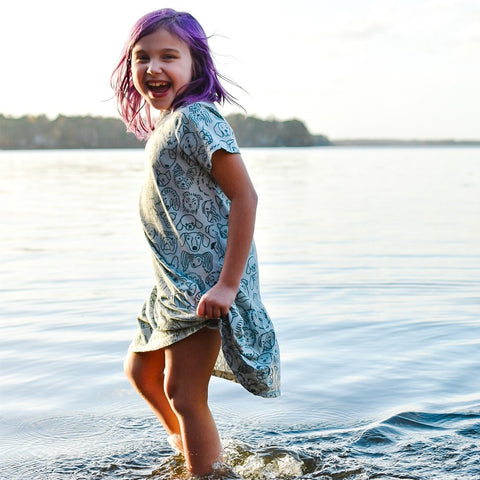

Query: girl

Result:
[111,8,280,476]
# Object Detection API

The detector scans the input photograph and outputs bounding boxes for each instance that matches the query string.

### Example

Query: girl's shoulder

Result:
[174,102,239,158]
[176,102,227,128]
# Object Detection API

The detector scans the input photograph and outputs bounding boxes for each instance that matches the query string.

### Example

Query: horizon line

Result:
[1,112,478,144]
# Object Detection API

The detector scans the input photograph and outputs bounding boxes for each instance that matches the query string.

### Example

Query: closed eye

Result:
[132,52,149,63]
[162,52,180,61]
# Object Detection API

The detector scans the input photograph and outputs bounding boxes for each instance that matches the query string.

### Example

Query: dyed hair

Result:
[111,8,240,139]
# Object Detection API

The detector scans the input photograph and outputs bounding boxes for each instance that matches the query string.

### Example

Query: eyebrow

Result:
[132,47,181,55]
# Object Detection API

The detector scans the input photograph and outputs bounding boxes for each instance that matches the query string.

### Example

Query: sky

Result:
[1,0,479,140]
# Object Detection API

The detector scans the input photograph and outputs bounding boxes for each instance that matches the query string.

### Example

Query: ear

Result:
[204,252,213,271]
[180,251,189,270]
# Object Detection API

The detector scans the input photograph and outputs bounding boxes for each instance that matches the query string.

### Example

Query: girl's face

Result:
[131,28,193,111]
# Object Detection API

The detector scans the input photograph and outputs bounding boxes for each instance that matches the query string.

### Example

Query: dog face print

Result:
[198,175,217,194]
[260,331,276,351]
[202,200,220,223]
[257,352,273,366]
[205,270,221,287]
[183,277,203,304]
[155,170,171,187]
[186,272,206,293]
[177,214,203,232]
[180,132,198,157]
[242,327,257,347]
[159,231,178,255]
[221,138,237,150]
[181,251,213,273]
[248,309,270,329]
[161,187,181,212]
[215,194,230,220]
[159,149,177,169]
[181,232,210,252]
[199,126,213,146]
[156,134,178,169]
[173,164,195,190]
[183,192,202,214]
[234,279,251,306]
[188,103,212,126]
[213,121,231,138]
[246,256,257,275]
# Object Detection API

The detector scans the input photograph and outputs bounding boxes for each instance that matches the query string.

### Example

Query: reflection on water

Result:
[1,147,480,479]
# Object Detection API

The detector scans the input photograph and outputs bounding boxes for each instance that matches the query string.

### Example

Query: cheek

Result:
[131,65,145,91]
[182,56,195,82]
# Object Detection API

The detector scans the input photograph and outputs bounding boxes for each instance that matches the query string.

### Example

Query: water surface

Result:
[1,147,479,479]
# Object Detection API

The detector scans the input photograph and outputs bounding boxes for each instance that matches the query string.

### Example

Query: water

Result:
[1,146,479,479]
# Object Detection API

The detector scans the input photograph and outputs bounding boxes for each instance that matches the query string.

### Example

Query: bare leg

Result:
[165,327,222,476]
[124,349,183,452]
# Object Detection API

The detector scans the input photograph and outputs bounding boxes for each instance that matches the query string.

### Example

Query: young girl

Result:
[111,8,280,476]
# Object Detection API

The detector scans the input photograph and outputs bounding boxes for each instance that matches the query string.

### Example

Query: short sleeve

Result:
[175,103,240,171]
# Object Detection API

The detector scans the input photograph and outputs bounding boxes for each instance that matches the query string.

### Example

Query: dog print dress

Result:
[129,102,280,398]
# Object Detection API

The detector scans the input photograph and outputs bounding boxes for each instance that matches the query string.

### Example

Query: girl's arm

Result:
[196,150,258,320]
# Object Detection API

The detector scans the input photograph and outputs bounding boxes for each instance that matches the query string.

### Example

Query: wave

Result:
[2,409,480,479]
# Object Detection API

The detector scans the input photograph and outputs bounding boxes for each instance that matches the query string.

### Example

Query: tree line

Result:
[0,113,331,150]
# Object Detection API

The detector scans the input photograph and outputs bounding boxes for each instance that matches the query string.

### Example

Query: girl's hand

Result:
[196,283,237,319]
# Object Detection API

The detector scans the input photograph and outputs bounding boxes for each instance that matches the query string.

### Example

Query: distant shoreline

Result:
[331,139,480,147]
[0,113,478,150]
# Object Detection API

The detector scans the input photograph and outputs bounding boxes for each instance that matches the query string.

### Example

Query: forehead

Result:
[133,27,190,53]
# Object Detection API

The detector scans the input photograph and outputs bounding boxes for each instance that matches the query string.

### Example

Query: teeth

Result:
[148,81,169,86]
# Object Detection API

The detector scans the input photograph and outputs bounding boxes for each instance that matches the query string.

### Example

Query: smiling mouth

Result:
[147,81,171,94]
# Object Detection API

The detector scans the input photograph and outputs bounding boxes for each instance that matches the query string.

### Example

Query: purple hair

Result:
[111,8,240,139]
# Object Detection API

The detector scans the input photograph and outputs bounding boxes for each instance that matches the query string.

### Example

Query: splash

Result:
[150,439,306,480]
[223,440,305,479]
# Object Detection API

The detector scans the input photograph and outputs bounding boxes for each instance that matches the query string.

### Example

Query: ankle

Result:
[167,433,184,454]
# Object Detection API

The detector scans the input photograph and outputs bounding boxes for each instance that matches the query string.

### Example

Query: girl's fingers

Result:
[196,295,226,319]
[196,297,205,317]
[197,284,235,319]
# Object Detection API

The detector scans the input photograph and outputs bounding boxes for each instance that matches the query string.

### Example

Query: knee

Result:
[167,393,199,419]
[123,352,140,386]
[164,378,205,418]
[123,352,160,392]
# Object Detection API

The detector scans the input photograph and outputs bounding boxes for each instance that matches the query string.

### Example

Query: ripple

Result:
[2,367,480,478]
[18,414,112,441]
[349,409,480,478]
[2,408,480,479]
[383,411,480,430]
[353,424,398,446]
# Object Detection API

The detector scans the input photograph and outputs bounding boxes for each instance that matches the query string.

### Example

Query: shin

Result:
[165,327,222,475]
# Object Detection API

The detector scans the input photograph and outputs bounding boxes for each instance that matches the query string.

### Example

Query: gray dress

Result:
[129,102,280,398]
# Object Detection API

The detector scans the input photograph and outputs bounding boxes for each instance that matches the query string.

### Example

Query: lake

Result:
[1,146,479,479]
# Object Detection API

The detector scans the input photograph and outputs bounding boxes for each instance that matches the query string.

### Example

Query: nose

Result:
[147,60,163,74]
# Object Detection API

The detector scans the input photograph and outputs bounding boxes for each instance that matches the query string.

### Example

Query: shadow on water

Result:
[2,409,480,479]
